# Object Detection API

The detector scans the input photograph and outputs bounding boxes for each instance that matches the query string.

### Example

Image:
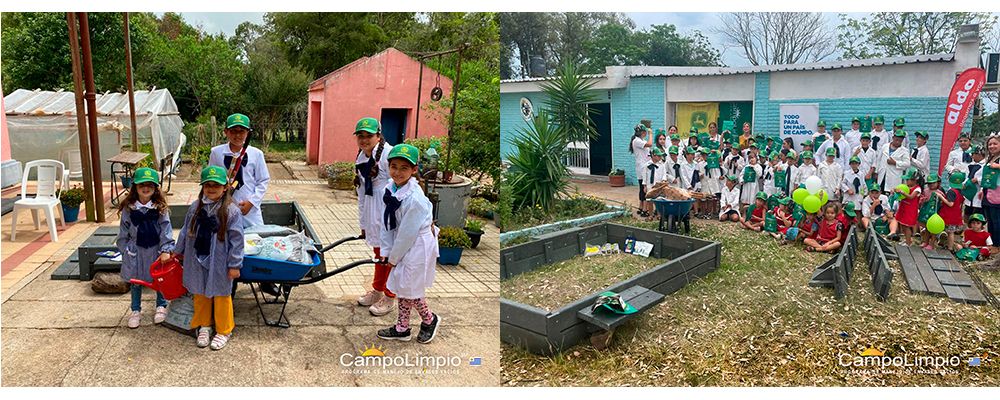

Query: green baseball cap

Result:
[225,113,251,130]
[950,171,967,186]
[902,168,916,180]
[670,133,681,141]
[959,132,971,139]
[596,291,638,315]
[685,146,696,155]
[852,116,861,123]
[873,115,885,124]
[831,123,842,131]
[817,120,826,127]
[802,140,813,147]
[894,117,905,127]
[843,202,856,217]
[668,145,679,155]
[825,147,836,156]
[914,130,928,138]
[868,182,881,191]
[972,144,985,154]
[849,156,861,164]
[651,147,665,157]
[387,143,419,165]
[801,150,813,159]
[861,132,872,139]
[727,174,738,181]
[971,213,986,223]
[786,150,798,158]
[689,127,699,134]
[778,196,791,205]
[354,117,381,135]
[925,173,940,184]
[756,191,768,201]
[893,130,906,138]
[132,167,160,186]
[201,165,228,185]
[699,147,709,154]
[769,152,780,160]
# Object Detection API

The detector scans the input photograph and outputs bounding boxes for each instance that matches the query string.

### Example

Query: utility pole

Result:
[67,13,96,222]
[78,12,106,222]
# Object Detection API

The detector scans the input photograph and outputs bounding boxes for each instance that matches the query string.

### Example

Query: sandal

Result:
[210,333,231,351]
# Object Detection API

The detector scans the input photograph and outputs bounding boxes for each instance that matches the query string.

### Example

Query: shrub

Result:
[468,197,494,219]
[438,226,472,249]
[497,175,514,231]
[59,186,85,208]
[609,168,625,176]
[325,162,356,191]
[464,218,485,233]
[507,111,570,211]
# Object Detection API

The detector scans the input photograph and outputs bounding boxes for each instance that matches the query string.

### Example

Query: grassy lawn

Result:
[500,218,1000,386]
[263,140,306,162]
[502,253,669,311]
[504,193,612,233]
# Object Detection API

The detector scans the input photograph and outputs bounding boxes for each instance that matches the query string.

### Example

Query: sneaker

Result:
[127,311,141,329]
[377,326,411,341]
[416,314,440,344]
[153,306,168,324]
[369,295,395,316]
[357,289,383,307]
[196,327,212,348]
[209,333,231,350]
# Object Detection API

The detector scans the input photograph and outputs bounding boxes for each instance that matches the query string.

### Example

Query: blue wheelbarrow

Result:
[651,198,695,234]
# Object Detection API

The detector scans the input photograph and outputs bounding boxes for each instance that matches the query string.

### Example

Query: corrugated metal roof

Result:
[500,74,606,84]
[3,88,180,116]
[628,53,955,77]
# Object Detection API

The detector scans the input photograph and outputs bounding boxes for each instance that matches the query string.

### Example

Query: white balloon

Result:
[805,175,823,194]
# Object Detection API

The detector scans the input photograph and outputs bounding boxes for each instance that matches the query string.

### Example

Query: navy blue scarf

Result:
[647,163,658,184]
[130,208,160,249]
[356,157,375,196]
[194,207,219,257]
[963,151,973,163]
[223,154,247,190]
[383,188,401,231]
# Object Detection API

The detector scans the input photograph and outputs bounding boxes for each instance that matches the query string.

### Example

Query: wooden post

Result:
[67,13,96,222]
[123,12,139,153]
[78,12,105,222]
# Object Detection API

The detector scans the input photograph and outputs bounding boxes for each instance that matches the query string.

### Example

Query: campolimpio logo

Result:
[339,344,476,374]
[837,346,987,374]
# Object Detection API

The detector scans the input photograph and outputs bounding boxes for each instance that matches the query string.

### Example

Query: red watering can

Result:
[129,256,187,300]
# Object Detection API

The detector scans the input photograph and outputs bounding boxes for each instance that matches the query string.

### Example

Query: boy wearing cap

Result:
[812,120,830,152]
[945,132,974,182]
[791,150,817,191]
[910,131,931,179]
[720,175,742,222]
[842,156,866,211]
[959,214,993,259]
[869,115,890,151]
[845,117,863,149]
[209,113,271,228]
[853,132,880,186]
[645,148,668,186]
[741,191,768,231]
[818,147,844,202]
[815,123,853,170]
[723,143,745,185]
[680,146,701,193]
[879,130,911,191]
[892,117,911,148]
[783,150,798,194]
[862,183,896,236]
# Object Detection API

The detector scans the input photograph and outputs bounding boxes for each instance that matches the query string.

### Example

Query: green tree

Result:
[239,25,312,151]
[837,12,998,59]
[636,24,721,67]
[581,20,643,73]
[540,61,600,143]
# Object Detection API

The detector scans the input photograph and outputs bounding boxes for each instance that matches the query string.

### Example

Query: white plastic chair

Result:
[10,160,66,242]
[61,149,83,189]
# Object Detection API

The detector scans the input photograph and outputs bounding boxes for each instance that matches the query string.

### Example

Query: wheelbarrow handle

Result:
[317,235,365,253]
[296,259,377,285]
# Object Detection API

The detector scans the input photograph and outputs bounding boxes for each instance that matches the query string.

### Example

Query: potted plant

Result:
[437,226,471,265]
[59,186,85,223]
[325,162,357,191]
[609,168,626,187]
[464,219,485,249]
[468,197,494,219]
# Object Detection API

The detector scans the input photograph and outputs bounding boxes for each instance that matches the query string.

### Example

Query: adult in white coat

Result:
[944,132,974,182]
[351,117,396,317]
[880,130,911,191]
[378,144,441,344]
[209,113,270,228]
[814,123,853,170]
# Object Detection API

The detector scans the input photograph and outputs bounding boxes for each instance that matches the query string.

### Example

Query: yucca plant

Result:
[539,61,600,143]
[507,111,570,211]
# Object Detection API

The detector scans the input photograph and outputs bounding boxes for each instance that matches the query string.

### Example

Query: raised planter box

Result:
[500,222,721,355]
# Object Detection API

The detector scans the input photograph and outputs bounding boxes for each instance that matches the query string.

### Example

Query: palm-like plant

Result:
[507,111,570,211]
[540,61,600,143]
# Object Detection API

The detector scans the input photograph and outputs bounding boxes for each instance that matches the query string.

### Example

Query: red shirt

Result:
[837,213,854,243]
[817,218,843,242]
[751,205,765,222]
[938,188,965,226]
[964,229,992,247]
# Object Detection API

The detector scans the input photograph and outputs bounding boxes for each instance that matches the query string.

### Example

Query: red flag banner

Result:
[939,67,986,175]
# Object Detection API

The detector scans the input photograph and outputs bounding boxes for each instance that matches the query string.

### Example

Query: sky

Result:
[158,12,265,37]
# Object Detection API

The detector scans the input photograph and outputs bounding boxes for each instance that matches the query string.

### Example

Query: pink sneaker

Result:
[127,311,141,329]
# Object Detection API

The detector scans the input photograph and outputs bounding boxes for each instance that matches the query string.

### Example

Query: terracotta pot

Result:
[609,175,626,187]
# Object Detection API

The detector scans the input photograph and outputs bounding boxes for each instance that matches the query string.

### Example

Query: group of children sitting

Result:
[636,118,994,260]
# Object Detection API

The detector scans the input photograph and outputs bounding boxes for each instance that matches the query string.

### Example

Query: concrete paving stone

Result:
[345,325,500,387]
[234,297,358,328]
[2,300,127,328]
[0,327,115,386]
[255,326,360,386]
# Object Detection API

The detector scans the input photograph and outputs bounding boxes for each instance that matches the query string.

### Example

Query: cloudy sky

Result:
[161,12,265,36]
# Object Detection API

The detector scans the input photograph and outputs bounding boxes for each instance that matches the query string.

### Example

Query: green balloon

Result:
[819,189,829,205]
[803,195,822,213]
[926,213,945,235]
[793,188,809,204]
[895,184,910,196]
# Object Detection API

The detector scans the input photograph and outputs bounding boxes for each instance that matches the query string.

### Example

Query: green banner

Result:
[718,102,753,135]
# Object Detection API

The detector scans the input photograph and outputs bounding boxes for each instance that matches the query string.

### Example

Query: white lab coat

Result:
[945,147,973,182]
[792,163,817,191]
[723,153,745,180]
[702,161,722,195]
[209,144,270,227]
[762,164,777,196]
[355,142,393,248]
[842,168,866,210]
[854,145,880,182]
[644,160,668,186]
[814,136,854,170]
[880,144,911,190]
[862,194,890,219]
[910,145,930,178]
[720,184,741,218]
[665,157,683,188]
[632,137,651,185]
[680,159,700,191]
[739,164,763,205]
[817,160,844,201]
[382,177,438,299]
[845,129,863,149]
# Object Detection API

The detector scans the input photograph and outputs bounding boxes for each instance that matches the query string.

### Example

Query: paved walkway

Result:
[1,177,499,386]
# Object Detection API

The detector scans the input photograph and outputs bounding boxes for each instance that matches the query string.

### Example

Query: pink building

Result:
[307,47,453,165]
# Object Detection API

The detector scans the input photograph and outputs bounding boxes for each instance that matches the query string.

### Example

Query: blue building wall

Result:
[609,78,665,185]
[753,72,964,172]
[500,92,550,159]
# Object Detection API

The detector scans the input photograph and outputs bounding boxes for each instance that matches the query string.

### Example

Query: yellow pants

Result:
[190,294,234,335]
